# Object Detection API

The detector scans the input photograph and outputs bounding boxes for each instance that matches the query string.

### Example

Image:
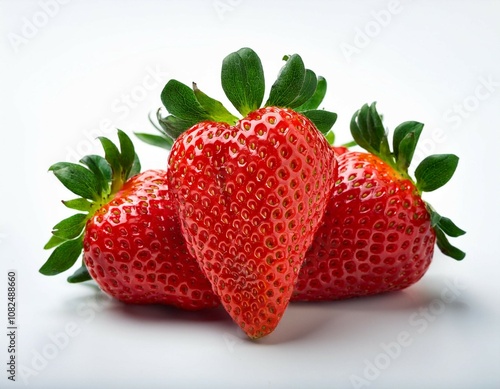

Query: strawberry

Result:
[161,48,339,338]
[40,130,219,310]
[293,103,466,301]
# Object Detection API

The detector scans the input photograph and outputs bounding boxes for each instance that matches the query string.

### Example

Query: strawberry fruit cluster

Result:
[41,48,465,339]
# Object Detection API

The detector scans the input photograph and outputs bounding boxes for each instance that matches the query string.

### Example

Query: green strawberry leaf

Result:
[393,121,423,164]
[342,140,358,148]
[80,155,111,196]
[325,130,335,145]
[434,228,466,261]
[39,237,83,276]
[368,103,388,155]
[266,54,306,108]
[396,132,417,173]
[296,76,327,112]
[130,153,141,179]
[62,198,92,212]
[350,105,375,154]
[221,47,265,116]
[134,132,173,150]
[430,208,466,238]
[437,215,466,237]
[192,83,239,124]
[161,79,210,124]
[51,213,87,240]
[118,129,136,180]
[352,103,390,157]
[158,114,198,140]
[98,136,123,193]
[301,110,338,134]
[415,154,459,192]
[43,234,66,250]
[67,263,92,283]
[288,68,318,108]
[49,162,100,201]
[98,136,121,175]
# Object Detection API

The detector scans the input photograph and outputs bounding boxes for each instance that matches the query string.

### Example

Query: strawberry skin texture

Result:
[83,169,219,310]
[293,151,436,301]
[168,107,337,338]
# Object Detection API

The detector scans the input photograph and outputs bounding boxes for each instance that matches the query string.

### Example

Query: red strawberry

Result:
[168,106,337,337]
[293,103,466,301]
[40,131,219,310]
[156,48,339,337]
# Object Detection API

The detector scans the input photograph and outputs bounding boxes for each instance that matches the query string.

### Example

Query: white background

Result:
[1,0,499,388]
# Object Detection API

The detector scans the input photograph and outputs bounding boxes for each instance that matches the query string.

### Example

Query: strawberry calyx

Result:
[350,102,466,260]
[135,48,338,148]
[40,130,141,282]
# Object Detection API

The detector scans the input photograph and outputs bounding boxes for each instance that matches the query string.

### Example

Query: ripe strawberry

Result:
[168,106,337,338]
[150,48,339,337]
[40,130,219,310]
[293,103,465,301]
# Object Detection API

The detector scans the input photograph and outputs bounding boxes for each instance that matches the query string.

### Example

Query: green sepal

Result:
[288,69,318,108]
[266,54,307,108]
[43,234,66,250]
[415,154,459,192]
[135,110,175,149]
[51,213,87,240]
[342,140,358,148]
[350,106,375,154]
[396,132,419,173]
[301,110,338,134]
[98,136,121,178]
[49,162,100,201]
[325,130,335,145]
[355,103,389,156]
[393,121,423,166]
[39,237,83,276]
[98,131,139,193]
[62,198,92,212]
[117,129,136,180]
[79,155,111,196]
[296,76,327,111]
[67,263,92,283]
[363,103,388,155]
[430,209,466,238]
[130,153,141,179]
[437,216,466,237]
[158,114,198,140]
[134,132,173,150]
[221,47,265,116]
[434,228,466,261]
[161,79,210,124]
[192,83,239,124]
